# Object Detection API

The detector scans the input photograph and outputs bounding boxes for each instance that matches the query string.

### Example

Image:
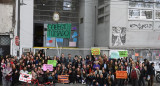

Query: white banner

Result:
[19,73,32,83]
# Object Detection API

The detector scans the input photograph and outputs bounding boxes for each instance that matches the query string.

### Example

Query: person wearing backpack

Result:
[131,65,140,86]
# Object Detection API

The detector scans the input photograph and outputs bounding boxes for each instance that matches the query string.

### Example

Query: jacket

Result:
[131,68,140,80]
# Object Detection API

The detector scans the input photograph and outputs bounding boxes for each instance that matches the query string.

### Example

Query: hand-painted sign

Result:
[47,60,57,67]
[43,64,53,71]
[110,50,120,59]
[91,48,100,55]
[116,71,128,79]
[47,23,71,38]
[119,51,128,57]
[58,75,69,83]
[19,73,32,83]
[72,32,78,38]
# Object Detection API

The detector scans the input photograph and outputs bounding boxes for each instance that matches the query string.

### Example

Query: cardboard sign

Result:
[43,64,53,71]
[110,50,120,59]
[47,60,57,67]
[58,75,69,83]
[135,53,139,56]
[69,42,76,47]
[119,51,128,57]
[91,48,100,55]
[19,73,32,83]
[116,71,127,79]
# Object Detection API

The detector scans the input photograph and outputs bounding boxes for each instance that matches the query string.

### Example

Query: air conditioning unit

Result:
[23,48,30,52]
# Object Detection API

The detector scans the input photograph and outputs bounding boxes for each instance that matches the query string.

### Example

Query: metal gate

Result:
[0,35,10,57]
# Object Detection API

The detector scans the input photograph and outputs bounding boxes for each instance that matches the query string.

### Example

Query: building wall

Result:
[109,1,160,49]
[96,2,110,47]
[79,0,97,48]
[0,4,13,33]
[19,0,33,56]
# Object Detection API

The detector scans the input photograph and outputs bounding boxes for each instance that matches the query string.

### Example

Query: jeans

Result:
[138,77,145,86]
[148,75,154,86]
[2,77,11,86]
[132,78,138,86]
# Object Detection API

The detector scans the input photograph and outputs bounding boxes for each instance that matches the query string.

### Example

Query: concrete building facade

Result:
[1,0,159,60]
[0,0,15,57]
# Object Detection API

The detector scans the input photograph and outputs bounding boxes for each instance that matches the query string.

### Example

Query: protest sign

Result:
[110,50,120,59]
[69,42,76,47]
[19,73,32,83]
[116,71,127,79]
[47,60,57,67]
[43,64,53,71]
[47,23,71,38]
[119,51,128,57]
[58,75,69,83]
[135,53,139,56]
[91,48,100,55]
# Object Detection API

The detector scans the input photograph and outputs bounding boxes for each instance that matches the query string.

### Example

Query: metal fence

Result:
[33,48,160,62]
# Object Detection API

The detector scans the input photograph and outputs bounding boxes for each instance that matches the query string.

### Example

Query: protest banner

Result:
[58,75,69,83]
[110,50,120,59]
[116,71,127,79]
[47,60,57,67]
[43,64,53,71]
[19,73,32,83]
[91,48,100,55]
[47,23,71,38]
[119,51,128,57]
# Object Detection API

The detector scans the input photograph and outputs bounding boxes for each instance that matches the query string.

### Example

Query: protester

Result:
[0,50,157,86]
[131,65,140,86]
[148,62,155,86]
[2,63,12,86]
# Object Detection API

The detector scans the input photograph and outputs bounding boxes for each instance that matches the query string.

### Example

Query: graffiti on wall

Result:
[112,27,126,46]
[129,21,153,30]
[130,23,153,29]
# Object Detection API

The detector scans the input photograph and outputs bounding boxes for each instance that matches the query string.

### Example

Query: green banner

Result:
[111,51,120,59]
[47,23,71,38]
[47,60,57,67]
[119,51,128,57]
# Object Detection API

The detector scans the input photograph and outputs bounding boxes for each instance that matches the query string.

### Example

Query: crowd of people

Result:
[0,50,156,86]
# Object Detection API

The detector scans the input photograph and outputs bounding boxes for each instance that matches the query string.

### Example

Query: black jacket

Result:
[149,66,155,76]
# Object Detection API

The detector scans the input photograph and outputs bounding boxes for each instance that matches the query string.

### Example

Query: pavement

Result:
[0,78,159,86]
[3,81,159,86]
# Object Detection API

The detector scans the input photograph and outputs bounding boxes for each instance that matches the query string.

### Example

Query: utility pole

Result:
[17,0,20,57]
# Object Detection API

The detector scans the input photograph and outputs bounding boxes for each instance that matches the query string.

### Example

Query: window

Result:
[155,10,160,19]
[80,18,83,24]
[98,0,104,6]
[98,17,104,24]
[156,0,160,8]
[129,9,152,19]
[98,8,104,15]
[129,0,153,8]
[140,10,152,19]
[129,9,140,19]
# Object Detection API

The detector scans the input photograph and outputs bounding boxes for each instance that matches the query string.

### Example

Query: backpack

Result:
[131,69,137,79]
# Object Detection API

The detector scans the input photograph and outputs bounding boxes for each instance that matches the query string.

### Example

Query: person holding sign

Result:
[2,63,12,86]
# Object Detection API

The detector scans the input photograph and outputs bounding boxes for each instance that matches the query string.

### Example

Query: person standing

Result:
[148,62,155,86]
[2,63,12,86]
[131,65,140,86]
[138,63,146,86]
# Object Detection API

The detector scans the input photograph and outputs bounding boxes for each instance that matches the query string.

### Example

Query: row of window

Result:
[129,9,160,19]
[129,0,160,20]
